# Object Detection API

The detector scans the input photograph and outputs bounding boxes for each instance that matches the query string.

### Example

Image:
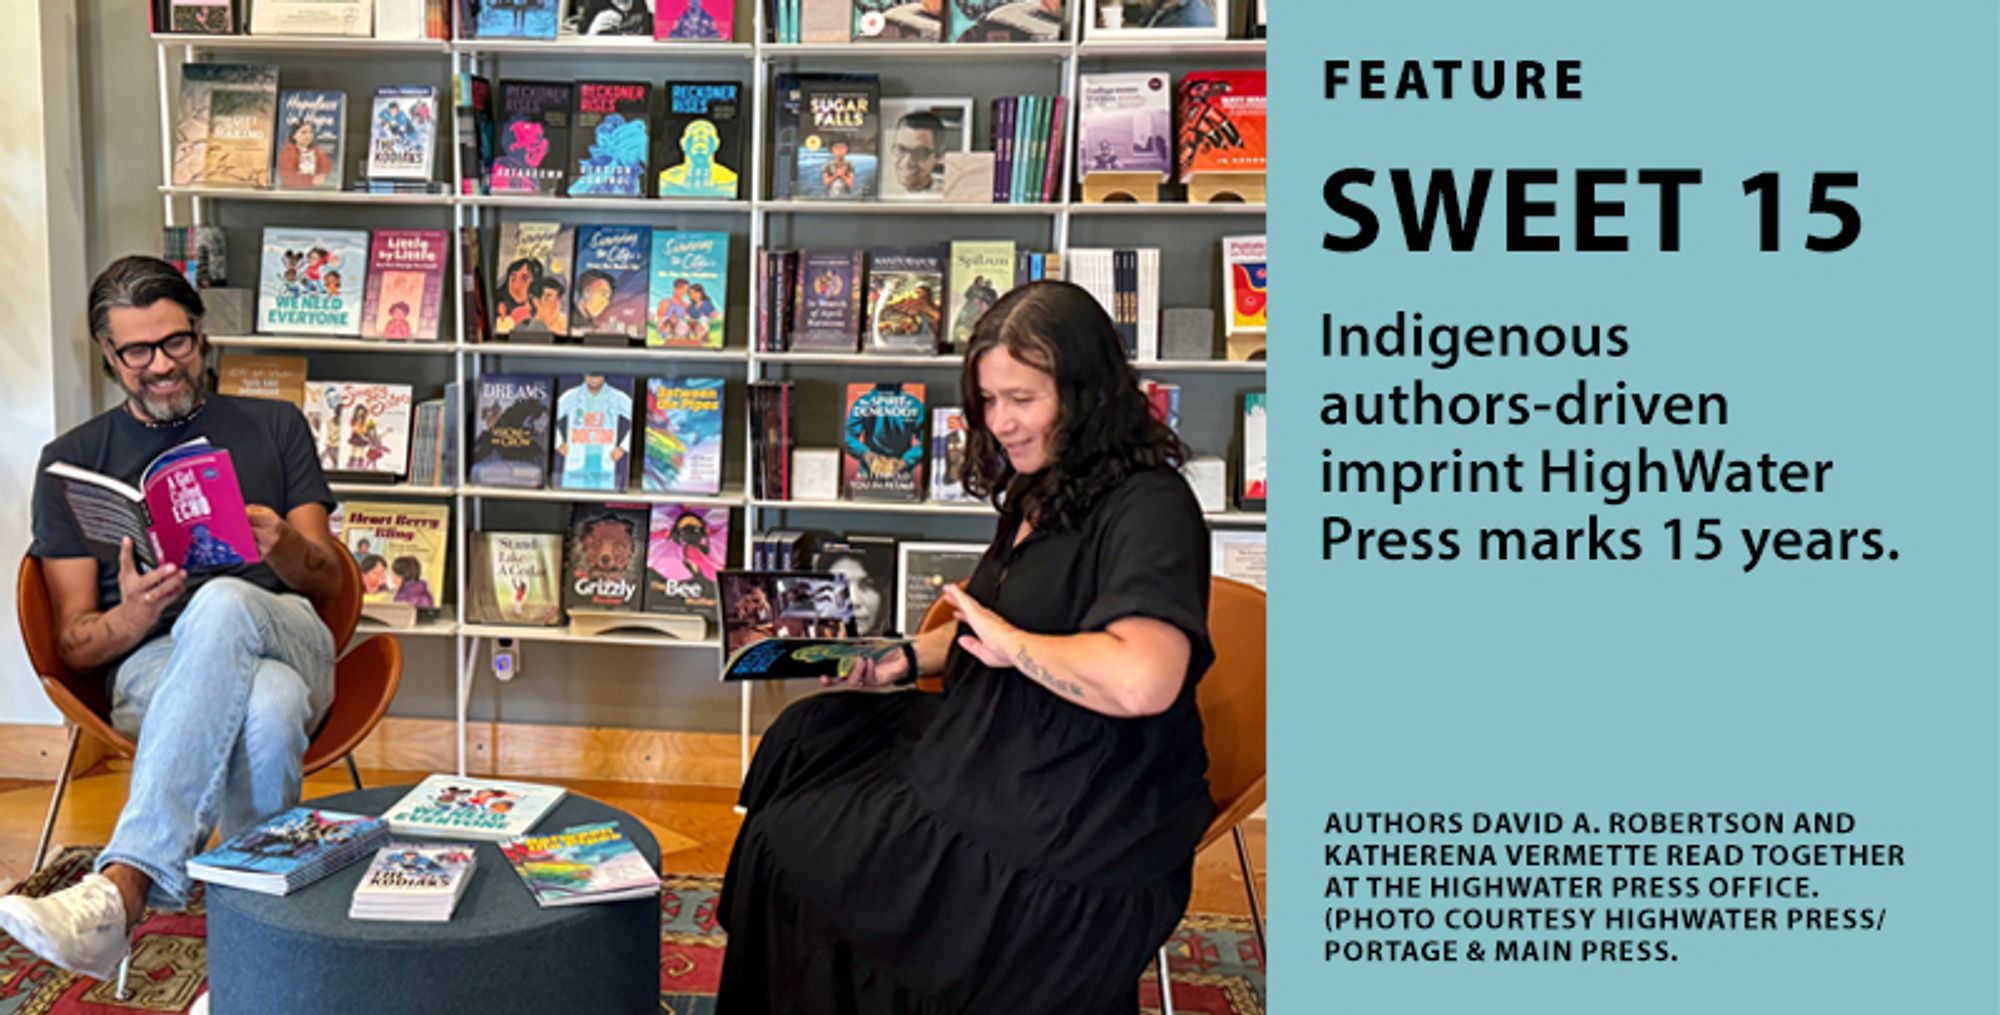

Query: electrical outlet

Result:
[492,638,519,682]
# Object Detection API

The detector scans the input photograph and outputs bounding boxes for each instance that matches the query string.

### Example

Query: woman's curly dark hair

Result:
[958,280,1189,532]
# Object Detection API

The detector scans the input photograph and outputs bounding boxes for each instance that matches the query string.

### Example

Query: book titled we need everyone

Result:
[501,821,659,908]
[384,775,567,842]
[44,438,260,571]
[187,808,388,896]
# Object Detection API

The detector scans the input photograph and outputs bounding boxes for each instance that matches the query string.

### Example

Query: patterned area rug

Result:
[5,848,1264,1015]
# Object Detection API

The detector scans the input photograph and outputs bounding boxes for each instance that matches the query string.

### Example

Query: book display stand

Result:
[150,1,1266,785]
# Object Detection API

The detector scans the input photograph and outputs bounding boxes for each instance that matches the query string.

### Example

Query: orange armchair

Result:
[17,549,403,874]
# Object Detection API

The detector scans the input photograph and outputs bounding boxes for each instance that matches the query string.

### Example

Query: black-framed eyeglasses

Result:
[105,331,199,370]
[895,145,938,161]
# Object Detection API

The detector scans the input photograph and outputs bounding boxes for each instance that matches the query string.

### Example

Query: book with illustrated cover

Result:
[170,0,234,33]
[475,0,558,37]
[793,80,880,200]
[368,85,439,182]
[257,227,369,336]
[187,808,388,895]
[929,406,970,502]
[349,842,479,922]
[470,373,554,488]
[340,501,449,609]
[655,0,732,39]
[384,775,567,842]
[472,531,563,625]
[718,569,854,656]
[948,0,1063,41]
[501,821,660,907]
[656,81,742,199]
[1090,0,1221,39]
[565,0,651,35]
[44,438,260,572]
[251,0,372,34]
[1177,70,1266,181]
[841,382,926,502]
[865,246,945,353]
[1222,234,1267,336]
[216,353,306,407]
[493,221,575,340]
[553,375,636,491]
[569,81,651,197]
[791,248,865,352]
[572,225,652,343]
[1240,391,1266,509]
[896,540,984,635]
[722,632,910,680]
[361,229,448,340]
[813,535,896,637]
[564,504,649,611]
[853,0,941,40]
[175,64,279,189]
[1078,72,1172,178]
[770,73,873,200]
[305,382,413,476]
[648,231,729,349]
[645,503,728,615]
[946,240,1014,351]
[161,225,229,289]
[492,81,574,196]
[643,378,724,494]
[275,90,346,191]
[454,74,495,195]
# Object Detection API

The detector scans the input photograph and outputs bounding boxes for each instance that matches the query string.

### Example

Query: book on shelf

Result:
[928,406,971,502]
[563,0,652,35]
[864,246,946,353]
[755,249,795,351]
[474,0,558,37]
[769,73,870,200]
[896,541,984,635]
[1211,529,1266,590]
[339,501,449,609]
[563,504,650,611]
[657,81,744,199]
[794,78,880,200]
[376,0,428,39]
[1181,455,1224,513]
[645,503,728,616]
[946,240,1014,351]
[553,374,636,491]
[501,821,660,907]
[348,842,478,922]
[748,380,795,499]
[1067,246,1158,358]
[174,64,278,189]
[572,224,652,344]
[813,534,896,636]
[472,531,564,625]
[454,73,496,195]
[792,447,839,500]
[470,373,554,488]
[643,378,725,494]
[407,392,453,487]
[187,808,388,896]
[257,227,369,336]
[1239,390,1265,509]
[1016,249,1062,282]
[493,221,577,340]
[275,90,346,192]
[990,94,1014,203]
[797,0,848,42]
[1078,72,1172,179]
[492,81,575,196]
[217,353,307,407]
[1177,69,1266,181]
[841,382,926,502]
[648,231,730,348]
[458,225,493,342]
[878,98,972,202]
[569,81,650,197]
[657,0,733,40]
[853,0,940,40]
[385,774,567,842]
[718,569,857,659]
[361,229,449,341]
[169,0,235,33]
[306,382,415,477]
[752,530,816,570]
[791,248,866,352]
[1141,378,1180,431]
[949,0,1064,41]
[1088,0,1223,39]
[367,85,439,182]
[162,226,228,288]
[251,0,373,35]
[1221,234,1267,337]
[44,439,260,571]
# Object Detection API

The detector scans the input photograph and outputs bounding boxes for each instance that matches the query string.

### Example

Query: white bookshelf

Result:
[159,185,451,206]
[152,33,449,53]
[467,343,751,363]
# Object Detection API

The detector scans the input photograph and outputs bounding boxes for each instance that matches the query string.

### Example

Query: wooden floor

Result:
[0,762,1266,919]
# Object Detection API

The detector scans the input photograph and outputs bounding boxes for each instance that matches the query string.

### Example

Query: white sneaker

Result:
[0,872,131,980]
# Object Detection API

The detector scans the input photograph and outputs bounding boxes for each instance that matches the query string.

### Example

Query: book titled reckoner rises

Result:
[383,775,567,842]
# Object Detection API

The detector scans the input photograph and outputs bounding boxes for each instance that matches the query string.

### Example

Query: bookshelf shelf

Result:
[1133,358,1267,373]
[1068,202,1267,217]
[209,335,457,354]
[757,200,1063,216]
[358,617,461,638]
[465,343,752,363]
[755,351,965,368]
[160,185,452,206]
[1206,511,1267,527]
[461,484,746,508]
[152,33,449,53]
[760,41,1072,61]
[1075,39,1267,58]
[459,623,721,650]
[750,498,996,517]
[457,195,753,214]
[452,38,754,58]
[329,482,458,497]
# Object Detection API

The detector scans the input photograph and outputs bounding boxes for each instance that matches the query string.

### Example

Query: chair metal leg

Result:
[32,726,80,876]
[1233,823,1266,960]
[114,953,131,999]
[343,754,363,791]
[1156,946,1175,1015]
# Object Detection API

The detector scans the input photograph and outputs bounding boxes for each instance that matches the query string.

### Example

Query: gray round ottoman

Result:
[204,785,661,1015]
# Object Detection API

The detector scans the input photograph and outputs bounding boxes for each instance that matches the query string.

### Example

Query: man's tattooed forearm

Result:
[1016,648,1085,700]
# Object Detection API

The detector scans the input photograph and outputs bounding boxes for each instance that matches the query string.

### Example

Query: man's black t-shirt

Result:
[30,395,335,640]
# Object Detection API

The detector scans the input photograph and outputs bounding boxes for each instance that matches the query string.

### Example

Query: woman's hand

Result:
[820,644,910,690]
[942,584,1023,669]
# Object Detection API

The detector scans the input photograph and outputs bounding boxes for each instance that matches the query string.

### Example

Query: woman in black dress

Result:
[718,280,1214,1014]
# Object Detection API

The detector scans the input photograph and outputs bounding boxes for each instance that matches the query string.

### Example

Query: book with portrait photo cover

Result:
[718,569,913,680]
[44,438,260,572]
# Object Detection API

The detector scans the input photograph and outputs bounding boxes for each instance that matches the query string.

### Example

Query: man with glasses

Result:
[0,256,344,982]
[891,111,946,196]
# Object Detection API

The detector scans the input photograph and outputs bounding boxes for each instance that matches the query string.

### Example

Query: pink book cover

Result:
[655,0,733,41]
[361,229,449,341]
[142,450,261,570]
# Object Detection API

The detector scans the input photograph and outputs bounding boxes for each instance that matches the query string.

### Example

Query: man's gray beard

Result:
[128,371,204,423]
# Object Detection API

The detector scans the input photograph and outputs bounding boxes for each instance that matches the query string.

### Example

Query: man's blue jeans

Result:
[98,577,336,908]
